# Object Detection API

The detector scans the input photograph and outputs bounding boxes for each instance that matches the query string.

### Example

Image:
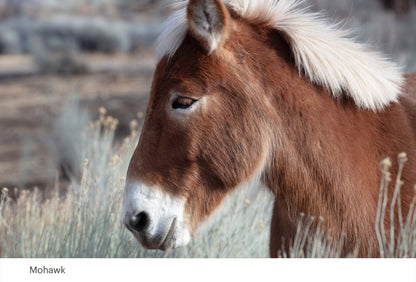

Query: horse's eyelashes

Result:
[172,97,197,110]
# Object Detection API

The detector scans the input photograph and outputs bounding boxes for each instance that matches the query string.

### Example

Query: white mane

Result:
[156,0,404,111]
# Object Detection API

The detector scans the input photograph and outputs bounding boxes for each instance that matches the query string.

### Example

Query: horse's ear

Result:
[187,0,230,55]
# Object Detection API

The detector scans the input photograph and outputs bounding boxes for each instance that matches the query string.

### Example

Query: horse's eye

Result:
[172,96,197,110]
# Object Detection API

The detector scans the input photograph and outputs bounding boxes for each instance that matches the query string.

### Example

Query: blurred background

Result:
[0,0,415,192]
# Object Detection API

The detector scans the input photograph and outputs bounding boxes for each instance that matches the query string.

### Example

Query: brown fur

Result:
[127,0,416,257]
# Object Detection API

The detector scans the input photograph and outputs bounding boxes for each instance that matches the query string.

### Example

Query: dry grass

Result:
[1,108,415,258]
[0,110,272,258]
[375,154,416,257]
[280,154,416,258]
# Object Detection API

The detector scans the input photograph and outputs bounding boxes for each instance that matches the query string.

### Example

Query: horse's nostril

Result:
[129,212,150,233]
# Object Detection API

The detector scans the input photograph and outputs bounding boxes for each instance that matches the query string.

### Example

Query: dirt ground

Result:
[0,52,155,189]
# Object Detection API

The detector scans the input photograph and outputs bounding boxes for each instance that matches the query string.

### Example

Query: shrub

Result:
[0,28,21,54]
[0,106,272,258]
[28,35,88,74]
[1,104,416,258]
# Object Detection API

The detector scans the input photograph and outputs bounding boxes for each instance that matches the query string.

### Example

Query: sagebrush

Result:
[1,107,415,258]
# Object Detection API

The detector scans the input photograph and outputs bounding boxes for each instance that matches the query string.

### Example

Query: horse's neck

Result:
[262,60,393,239]
[265,85,377,217]
[262,63,416,254]
[255,31,416,255]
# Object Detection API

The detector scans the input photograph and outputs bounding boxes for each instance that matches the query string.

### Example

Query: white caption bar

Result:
[0,259,415,282]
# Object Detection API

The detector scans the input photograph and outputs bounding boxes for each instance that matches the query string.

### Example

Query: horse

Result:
[122,0,416,257]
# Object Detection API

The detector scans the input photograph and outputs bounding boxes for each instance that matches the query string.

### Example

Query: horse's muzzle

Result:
[124,211,178,251]
[122,181,191,251]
